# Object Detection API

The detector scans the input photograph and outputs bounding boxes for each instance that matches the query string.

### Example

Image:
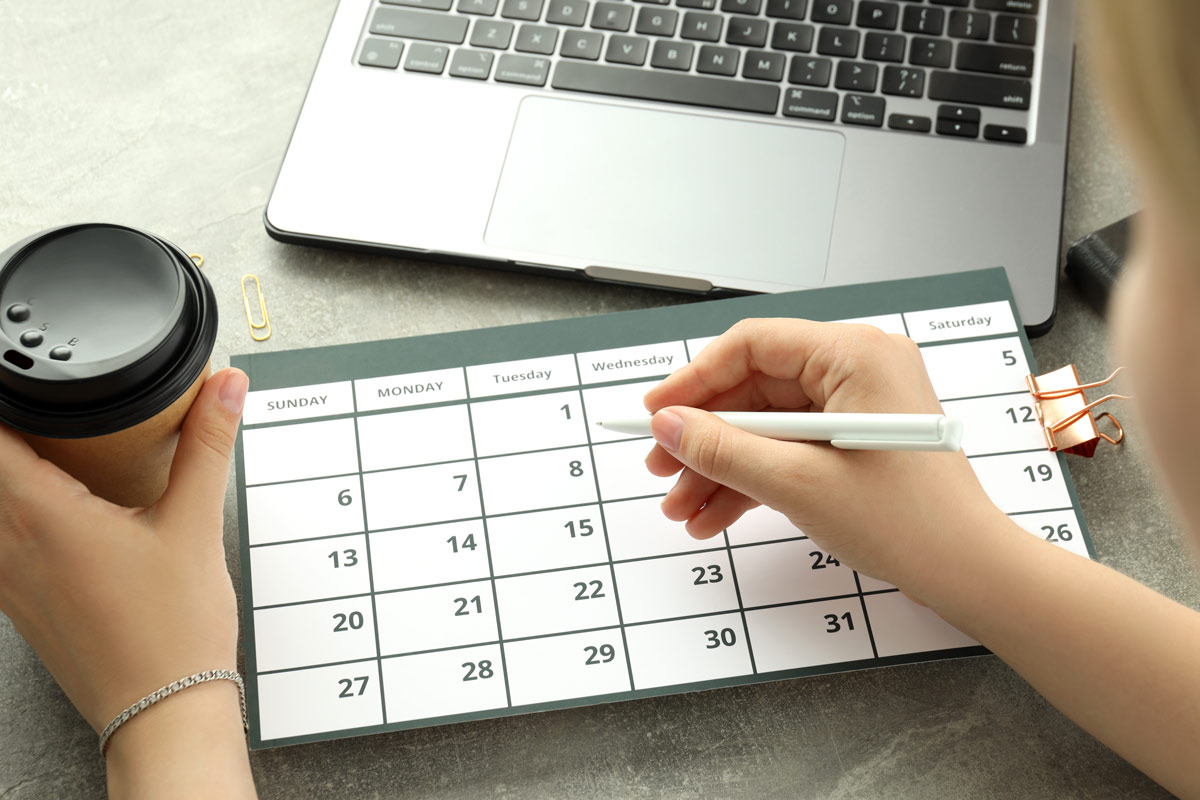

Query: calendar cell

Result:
[374,580,498,655]
[243,381,355,425]
[685,336,718,358]
[593,439,676,501]
[726,506,805,546]
[250,535,371,607]
[582,380,660,443]
[903,301,1017,344]
[495,565,619,639]
[356,405,474,471]
[865,591,978,657]
[254,596,378,672]
[487,505,610,576]
[362,460,480,530]
[970,451,1071,514]
[604,496,723,561]
[504,629,631,707]
[625,613,752,690]
[382,644,508,723]
[921,337,1029,400]
[470,390,589,457]
[242,418,359,486]
[577,341,687,385]
[614,552,739,624]
[466,354,579,399]
[245,475,365,546]
[732,540,859,608]
[1011,509,1090,558]
[355,367,467,412]
[477,446,597,516]
[369,520,491,592]
[940,392,1046,456]
[857,574,896,593]
[831,314,907,336]
[257,660,383,741]
[746,598,875,673]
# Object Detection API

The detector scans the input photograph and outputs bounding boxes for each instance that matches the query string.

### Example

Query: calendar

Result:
[232,268,1094,749]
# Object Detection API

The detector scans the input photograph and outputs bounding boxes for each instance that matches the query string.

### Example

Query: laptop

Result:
[266,0,1073,333]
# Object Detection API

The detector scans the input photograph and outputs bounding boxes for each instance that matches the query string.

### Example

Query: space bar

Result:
[551,62,780,115]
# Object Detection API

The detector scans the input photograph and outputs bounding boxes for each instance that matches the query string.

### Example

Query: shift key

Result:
[370,6,469,43]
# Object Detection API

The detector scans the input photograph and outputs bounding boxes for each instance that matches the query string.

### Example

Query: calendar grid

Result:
[462,371,514,710]
[348,384,388,725]
[235,269,1100,749]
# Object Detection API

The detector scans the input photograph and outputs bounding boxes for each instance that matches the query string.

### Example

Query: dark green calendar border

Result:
[231,267,1097,750]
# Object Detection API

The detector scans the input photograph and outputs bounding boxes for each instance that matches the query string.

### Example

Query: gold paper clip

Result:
[1025,365,1129,457]
[241,274,272,342]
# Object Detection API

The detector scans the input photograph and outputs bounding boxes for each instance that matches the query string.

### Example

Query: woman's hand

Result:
[0,367,257,798]
[644,319,1004,590]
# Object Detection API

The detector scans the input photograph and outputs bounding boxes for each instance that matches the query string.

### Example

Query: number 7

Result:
[453,474,468,491]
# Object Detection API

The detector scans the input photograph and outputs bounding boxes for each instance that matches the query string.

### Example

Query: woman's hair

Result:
[1089,1,1200,235]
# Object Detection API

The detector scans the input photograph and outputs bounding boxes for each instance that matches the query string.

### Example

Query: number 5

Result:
[1002,349,1017,366]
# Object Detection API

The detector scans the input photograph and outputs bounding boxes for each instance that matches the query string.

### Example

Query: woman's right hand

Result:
[642,318,1007,591]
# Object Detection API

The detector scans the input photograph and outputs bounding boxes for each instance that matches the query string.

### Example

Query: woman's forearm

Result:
[909,515,1200,799]
[104,680,257,800]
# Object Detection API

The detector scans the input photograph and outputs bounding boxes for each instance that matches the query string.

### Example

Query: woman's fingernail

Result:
[220,370,249,415]
[650,410,684,452]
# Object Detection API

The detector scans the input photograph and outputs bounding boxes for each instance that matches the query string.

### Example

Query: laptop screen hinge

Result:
[584,265,714,293]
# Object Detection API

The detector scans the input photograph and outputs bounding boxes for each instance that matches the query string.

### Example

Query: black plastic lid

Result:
[0,224,218,438]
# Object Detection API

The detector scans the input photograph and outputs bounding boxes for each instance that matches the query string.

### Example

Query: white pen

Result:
[595,412,964,452]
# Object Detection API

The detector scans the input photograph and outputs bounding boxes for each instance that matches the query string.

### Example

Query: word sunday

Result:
[265,395,328,412]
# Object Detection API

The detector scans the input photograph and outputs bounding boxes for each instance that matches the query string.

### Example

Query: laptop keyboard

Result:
[356,0,1040,143]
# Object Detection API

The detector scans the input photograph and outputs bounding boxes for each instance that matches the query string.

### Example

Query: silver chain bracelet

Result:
[98,669,248,756]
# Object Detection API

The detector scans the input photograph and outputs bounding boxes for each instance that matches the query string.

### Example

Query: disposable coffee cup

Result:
[0,223,218,507]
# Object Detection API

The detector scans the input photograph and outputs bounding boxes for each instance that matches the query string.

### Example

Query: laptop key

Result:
[881,65,924,97]
[995,14,1037,46]
[471,19,516,48]
[935,118,979,138]
[887,113,932,132]
[720,0,762,15]
[909,36,951,68]
[811,0,852,25]
[370,7,469,44]
[975,0,1038,13]
[901,5,943,35]
[765,0,806,21]
[771,22,813,52]
[726,17,768,47]
[591,1,633,30]
[928,70,1030,109]
[676,0,718,9]
[449,48,496,78]
[863,32,904,62]
[501,0,546,21]
[516,24,559,53]
[403,42,452,72]
[787,55,831,86]
[681,12,723,42]
[458,0,500,14]
[495,53,553,84]
[983,123,1028,144]
[955,42,1034,78]
[840,93,885,127]
[635,7,679,35]
[947,10,989,40]
[696,44,739,76]
[937,104,980,122]
[359,38,404,68]
[547,0,590,26]
[834,61,877,91]
[605,34,650,64]
[782,87,837,121]
[856,1,898,30]
[743,50,785,81]
[551,61,780,113]
[816,27,858,57]
[561,30,605,58]
[650,40,695,70]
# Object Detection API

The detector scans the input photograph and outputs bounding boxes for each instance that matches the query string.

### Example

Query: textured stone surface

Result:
[0,2,1194,798]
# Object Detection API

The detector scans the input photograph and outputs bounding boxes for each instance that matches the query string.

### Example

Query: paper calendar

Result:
[233,268,1094,749]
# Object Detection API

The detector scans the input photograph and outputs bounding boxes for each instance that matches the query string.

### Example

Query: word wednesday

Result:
[592,355,674,372]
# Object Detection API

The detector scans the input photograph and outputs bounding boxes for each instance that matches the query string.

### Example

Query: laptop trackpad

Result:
[485,96,845,290]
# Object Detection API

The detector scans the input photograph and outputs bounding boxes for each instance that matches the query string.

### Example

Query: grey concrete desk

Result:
[1,3,1195,798]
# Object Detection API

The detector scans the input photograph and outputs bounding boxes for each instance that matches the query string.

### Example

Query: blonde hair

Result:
[1088,2,1200,242]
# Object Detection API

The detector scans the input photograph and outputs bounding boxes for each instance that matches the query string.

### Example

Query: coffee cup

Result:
[0,223,218,507]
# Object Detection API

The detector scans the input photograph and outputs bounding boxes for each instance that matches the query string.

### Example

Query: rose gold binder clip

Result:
[1025,365,1129,457]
